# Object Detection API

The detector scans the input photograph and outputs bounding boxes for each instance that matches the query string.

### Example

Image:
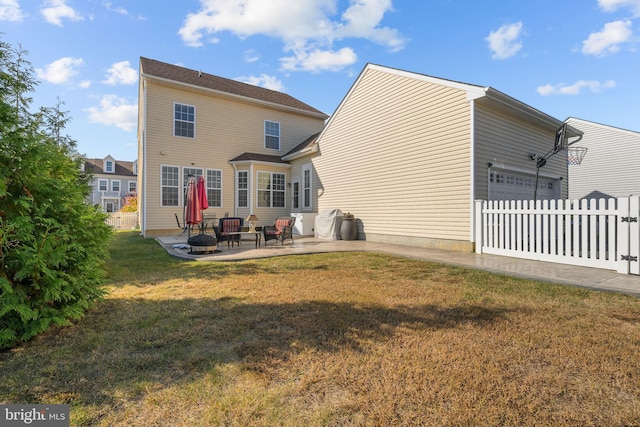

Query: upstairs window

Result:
[98,179,107,191]
[265,121,280,150]
[174,103,195,138]
[105,160,114,173]
[111,180,120,192]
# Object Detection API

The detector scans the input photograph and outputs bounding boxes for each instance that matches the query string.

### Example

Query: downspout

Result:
[469,99,476,243]
[141,78,147,236]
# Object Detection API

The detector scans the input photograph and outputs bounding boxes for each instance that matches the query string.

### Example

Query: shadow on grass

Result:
[0,295,514,418]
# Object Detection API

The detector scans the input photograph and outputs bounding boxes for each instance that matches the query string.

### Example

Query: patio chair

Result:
[217,217,243,248]
[263,217,296,246]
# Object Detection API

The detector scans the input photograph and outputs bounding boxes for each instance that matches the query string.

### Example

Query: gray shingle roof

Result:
[140,57,328,118]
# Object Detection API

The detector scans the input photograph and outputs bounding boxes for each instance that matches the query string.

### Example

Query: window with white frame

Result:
[237,171,248,208]
[292,181,300,210]
[128,181,136,192]
[174,103,195,138]
[161,165,180,207]
[111,180,120,192]
[302,164,312,210]
[183,167,203,188]
[257,171,285,208]
[265,121,280,150]
[98,179,107,191]
[206,169,222,207]
[105,160,114,173]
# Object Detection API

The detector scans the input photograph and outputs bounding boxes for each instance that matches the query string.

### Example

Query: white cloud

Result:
[178,0,406,72]
[235,74,286,91]
[103,61,138,85]
[85,95,137,131]
[281,46,357,72]
[582,20,633,56]
[103,1,127,15]
[35,57,84,84]
[41,0,83,26]
[485,22,524,60]
[79,80,91,88]
[0,0,24,22]
[536,80,616,96]
[598,0,640,16]
[244,49,260,63]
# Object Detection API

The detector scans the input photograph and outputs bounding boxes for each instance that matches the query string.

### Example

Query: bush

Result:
[0,39,112,349]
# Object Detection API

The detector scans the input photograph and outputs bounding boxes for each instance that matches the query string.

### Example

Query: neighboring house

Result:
[83,156,137,212]
[297,63,582,251]
[565,117,640,200]
[137,57,329,237]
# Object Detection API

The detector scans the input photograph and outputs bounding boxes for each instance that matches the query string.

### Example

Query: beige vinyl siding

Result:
[566,118,640,200]
[290,156,318,213]
[313,68,472,243]
[474,103,568,200]
[141,79,324,234]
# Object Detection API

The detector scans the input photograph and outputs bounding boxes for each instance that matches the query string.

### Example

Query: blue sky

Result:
[1,0,639,161]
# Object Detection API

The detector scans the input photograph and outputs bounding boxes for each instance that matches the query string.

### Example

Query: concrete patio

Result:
[156,234,640,298]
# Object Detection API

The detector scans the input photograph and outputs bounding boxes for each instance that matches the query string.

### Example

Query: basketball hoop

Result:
[567,146,587,165]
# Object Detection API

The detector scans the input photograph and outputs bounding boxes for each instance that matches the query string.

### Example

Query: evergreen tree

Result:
[0,38,113,349]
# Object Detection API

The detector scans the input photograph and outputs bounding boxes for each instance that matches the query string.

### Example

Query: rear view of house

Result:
[310,64,581,251]
[137,58,328,237]
[565,117,640,200]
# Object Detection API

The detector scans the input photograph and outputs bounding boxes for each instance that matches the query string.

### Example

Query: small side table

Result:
[228,231,262,248]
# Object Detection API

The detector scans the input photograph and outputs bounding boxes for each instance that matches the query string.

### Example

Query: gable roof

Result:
[324,63,581,138]
[139,57,328,119]
[282,132,321,160]
[84,158,136,176]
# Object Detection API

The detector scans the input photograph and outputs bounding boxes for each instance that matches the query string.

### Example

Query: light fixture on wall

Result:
[246,214,259,232]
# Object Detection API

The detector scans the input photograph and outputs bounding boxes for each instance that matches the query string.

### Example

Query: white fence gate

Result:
[106,212,138,230]
[475,196,640,275]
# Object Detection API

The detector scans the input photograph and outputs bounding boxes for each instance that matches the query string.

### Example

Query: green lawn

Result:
[1,231,639,426]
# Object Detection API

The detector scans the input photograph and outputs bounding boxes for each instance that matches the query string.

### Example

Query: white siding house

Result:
[565,117,640,200]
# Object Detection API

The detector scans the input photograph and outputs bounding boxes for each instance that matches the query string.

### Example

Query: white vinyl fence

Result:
[475,196,640,275]
[106,212,138,230]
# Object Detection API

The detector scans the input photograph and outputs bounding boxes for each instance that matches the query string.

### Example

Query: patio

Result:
[155,233,640,297]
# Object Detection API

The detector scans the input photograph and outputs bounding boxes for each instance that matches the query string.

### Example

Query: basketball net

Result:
[567,146,587,165]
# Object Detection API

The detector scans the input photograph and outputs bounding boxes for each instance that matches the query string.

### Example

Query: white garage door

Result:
[489,170,560,201]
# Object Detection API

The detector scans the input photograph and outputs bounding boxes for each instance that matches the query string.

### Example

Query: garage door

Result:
[489,170,560,201]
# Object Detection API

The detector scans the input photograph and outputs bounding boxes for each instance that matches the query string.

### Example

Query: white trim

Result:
[256,170,287,208]
[110,179,121,192]
[488,162,562,180]
[160,164,180,207]
[236,169,249,210]
[302,163,312,211]
[173,102,196,139]
[205,168,223,208]
[470,99,476,242]
[291,180,300,211]
[264,120,281,150]
[98,178,108,191]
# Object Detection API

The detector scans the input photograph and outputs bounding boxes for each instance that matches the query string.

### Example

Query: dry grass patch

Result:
[1,232,639,426]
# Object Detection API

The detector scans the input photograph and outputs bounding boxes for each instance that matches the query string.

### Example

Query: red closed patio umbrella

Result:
[197,175,208,211]
[185,176,202,226]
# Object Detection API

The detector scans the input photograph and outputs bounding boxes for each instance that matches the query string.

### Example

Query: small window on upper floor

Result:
[265,121,280,150]
[174,103,195,138]
[105,160,114,173]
